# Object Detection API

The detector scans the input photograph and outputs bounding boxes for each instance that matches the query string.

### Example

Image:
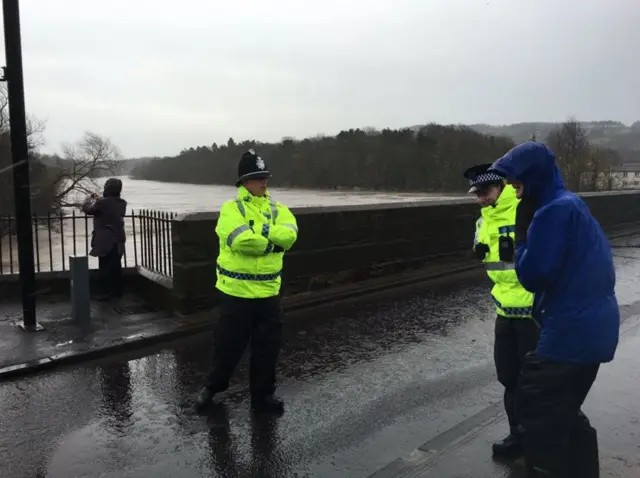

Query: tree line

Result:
[130,120,622,193]
[131,125,515,192]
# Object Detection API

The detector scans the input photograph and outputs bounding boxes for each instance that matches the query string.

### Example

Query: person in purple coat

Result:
[82,178,127,300]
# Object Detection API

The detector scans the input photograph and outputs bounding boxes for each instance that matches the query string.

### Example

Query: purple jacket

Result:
[82,178,127,257]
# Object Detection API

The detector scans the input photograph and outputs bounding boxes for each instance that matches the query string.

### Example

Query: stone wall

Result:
[170,190,640,315]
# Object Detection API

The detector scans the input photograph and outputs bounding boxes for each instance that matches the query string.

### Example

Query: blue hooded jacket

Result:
[489,142,619,364]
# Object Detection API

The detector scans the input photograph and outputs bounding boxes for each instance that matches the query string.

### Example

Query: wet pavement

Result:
[0,256,477,380]
[1,236,640,478]
[370,314,640,478]
[0,294,187,377]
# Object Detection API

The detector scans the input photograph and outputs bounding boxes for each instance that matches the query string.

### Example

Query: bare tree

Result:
[546,118,591,191]
[0,84,122,221]
[590,147,621,191]
[546,119,622,192]
[0,86,50,220]
[52,132,122,207]
[585,146,603,191]
[0,86,46,149]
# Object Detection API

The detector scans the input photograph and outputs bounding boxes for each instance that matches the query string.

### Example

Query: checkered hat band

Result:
[470,172,502,186]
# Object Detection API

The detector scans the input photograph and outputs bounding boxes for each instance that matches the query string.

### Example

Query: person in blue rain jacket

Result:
[488,141,619,478]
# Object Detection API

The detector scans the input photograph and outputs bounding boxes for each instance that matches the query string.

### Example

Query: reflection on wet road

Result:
[1,237,640,478]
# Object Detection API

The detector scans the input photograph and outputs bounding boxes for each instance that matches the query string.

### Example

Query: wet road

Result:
[2,237,640,478]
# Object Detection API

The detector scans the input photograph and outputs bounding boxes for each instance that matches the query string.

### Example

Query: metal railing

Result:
[0,209,175,278]
[138,210,176,277]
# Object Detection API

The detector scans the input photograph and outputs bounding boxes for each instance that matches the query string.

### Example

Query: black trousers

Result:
[494,315,540,433]
[206,292,283,398]
[98,245,123,297]
[518,353,600,477]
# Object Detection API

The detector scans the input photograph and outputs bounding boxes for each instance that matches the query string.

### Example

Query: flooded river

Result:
[1,177,463,273]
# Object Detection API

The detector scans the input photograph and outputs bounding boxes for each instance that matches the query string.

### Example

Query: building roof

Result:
[613,163,640,172]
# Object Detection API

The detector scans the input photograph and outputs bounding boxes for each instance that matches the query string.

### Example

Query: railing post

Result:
[155,210,160,272]
[84,212,89,256]
[59,211,65,270]
[162,211,169,275]
[147,210,153,269]
[7,215,14,273]
[72,210,77,257]
[131,210,138,266]
[69,255,91,325]
[47,212,53,271]
[168,212,174,276]
[32,214,40,272]
[142,209,148,268]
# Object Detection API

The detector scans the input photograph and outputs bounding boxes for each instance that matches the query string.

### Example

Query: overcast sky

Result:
[3,0,639,157]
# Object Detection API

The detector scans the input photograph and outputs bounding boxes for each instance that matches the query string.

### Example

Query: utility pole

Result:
[2,0,41,331]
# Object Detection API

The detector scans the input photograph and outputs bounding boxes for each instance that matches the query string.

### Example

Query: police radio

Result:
[498,234,515,262]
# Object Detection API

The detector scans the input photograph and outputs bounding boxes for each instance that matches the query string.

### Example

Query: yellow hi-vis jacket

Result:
[473,185,534,318]
[215,186,298,299]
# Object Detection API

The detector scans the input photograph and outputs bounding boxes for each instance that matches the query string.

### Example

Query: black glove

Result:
[474,243,489,260]
[515,197,537,243]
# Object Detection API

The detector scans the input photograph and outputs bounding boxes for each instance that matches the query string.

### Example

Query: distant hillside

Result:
[465,121,640,162]
[408,121,640,162]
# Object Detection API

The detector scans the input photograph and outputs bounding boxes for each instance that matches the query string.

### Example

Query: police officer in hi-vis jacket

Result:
[464,163,540,458]
[196,149,299,414]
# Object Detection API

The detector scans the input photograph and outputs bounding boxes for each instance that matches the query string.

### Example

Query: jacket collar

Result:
[236,185,270,205]
[481,184,518,218]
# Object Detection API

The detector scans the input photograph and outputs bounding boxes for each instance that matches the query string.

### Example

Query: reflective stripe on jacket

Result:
[473,185,535,318]
[215,186,298,299]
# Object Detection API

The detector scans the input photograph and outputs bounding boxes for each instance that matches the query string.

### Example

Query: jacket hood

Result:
[495,183,518,209]
[103,178,123,197]
[489,142,565,204]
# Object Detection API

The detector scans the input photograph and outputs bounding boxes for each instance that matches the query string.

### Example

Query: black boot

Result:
[492,431,524,458]
[567,417,599,478]
[196,387,215,410]
[251,395,284,414]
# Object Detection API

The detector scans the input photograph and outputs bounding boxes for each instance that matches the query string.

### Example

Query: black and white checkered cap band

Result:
[470,172,503,187]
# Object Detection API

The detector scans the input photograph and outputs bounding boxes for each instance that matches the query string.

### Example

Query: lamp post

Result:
[2,0,41,331]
